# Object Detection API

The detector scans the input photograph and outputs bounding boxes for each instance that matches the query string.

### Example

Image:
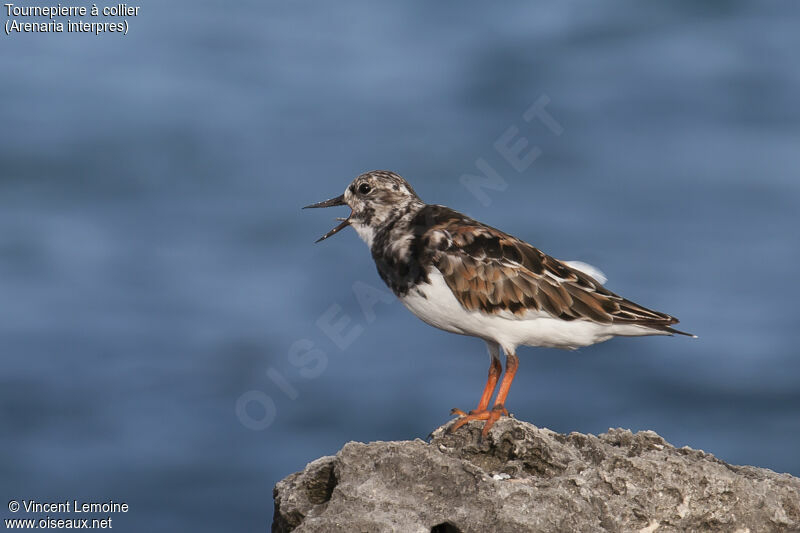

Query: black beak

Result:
[303,194,346,209]
[302,194,350,243]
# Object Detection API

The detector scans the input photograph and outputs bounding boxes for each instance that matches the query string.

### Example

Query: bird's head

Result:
[304,170,422,244]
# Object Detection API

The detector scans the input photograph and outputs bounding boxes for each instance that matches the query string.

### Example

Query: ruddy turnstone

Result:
[304,170,694,437]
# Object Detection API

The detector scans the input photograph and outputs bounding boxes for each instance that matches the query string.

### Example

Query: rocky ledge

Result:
[273,418,800,532]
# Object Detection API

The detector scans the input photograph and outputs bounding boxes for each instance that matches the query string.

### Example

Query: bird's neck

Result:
[366,202,433,296]
[351,200,424,250]
[350,221,377,248]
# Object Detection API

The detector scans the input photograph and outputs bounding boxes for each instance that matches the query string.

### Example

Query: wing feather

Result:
[419,206,685,332]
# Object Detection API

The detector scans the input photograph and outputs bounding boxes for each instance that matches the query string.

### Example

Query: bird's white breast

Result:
[400,269,665,353]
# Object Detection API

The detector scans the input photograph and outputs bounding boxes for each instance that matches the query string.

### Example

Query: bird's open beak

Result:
[303,194,351,243]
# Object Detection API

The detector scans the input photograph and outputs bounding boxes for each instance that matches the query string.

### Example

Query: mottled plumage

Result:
[305,170,694,436]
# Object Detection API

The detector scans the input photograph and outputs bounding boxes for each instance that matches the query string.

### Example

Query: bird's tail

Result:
[662,326,697,338]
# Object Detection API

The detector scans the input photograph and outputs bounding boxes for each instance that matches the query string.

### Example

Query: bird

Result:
[304,170,694,438]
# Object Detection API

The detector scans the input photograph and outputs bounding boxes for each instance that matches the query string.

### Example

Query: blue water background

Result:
[2,2,799,531]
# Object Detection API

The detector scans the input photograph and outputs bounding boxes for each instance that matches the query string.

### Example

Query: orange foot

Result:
[449,405,509,438]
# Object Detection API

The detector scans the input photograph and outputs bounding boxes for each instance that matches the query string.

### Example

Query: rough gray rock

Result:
[273,418,800,533]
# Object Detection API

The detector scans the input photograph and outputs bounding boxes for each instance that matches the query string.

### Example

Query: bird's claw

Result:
[449,405,509,438]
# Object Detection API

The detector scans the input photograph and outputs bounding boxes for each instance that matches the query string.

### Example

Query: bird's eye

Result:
[358,183,371,194]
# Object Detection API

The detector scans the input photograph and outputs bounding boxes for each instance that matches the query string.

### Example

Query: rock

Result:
[272,418,800,533]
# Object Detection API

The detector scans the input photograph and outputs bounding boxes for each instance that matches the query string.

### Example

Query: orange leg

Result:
[476,356,502,411]
[479,352,518,437]
[450,348,501,430]
[451,351,518,437]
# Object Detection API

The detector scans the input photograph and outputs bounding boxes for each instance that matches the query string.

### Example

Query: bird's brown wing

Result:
[421,207,683,331]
